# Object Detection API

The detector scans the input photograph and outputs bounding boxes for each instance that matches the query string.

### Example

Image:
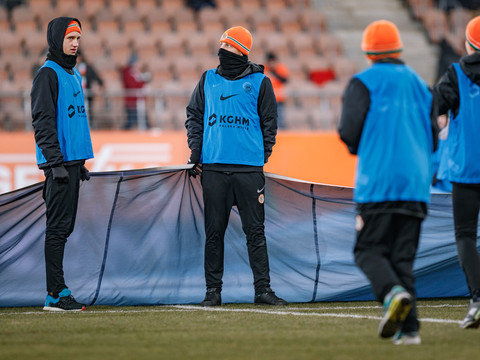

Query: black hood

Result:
[46,17,81,69]
[460,52,480,86]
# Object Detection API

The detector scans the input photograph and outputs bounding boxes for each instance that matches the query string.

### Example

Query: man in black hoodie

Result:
[434,15,480,330]
[31,17,94,311]
[185,26,287,306]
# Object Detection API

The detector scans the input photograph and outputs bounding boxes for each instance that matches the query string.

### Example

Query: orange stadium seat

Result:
[135,0,160,17]
[21,30,46,58]
[11,5,40,34]
[316,33,342,60]
[216,0,237,10]
[80,32,105,58]
[26,0,53,14]
[300,11,326,32]
[55,0,81,15]
[237,0,262,15]
[171,56,202,83]
[144,8,173,33]
[275,9,303,33]
[172,7,198,32]
[149,56,174,87]
[288,32,318,57]
[185,31,218,57]
[263,0,288,13]
[0,31,22,56]
[160,0,185,12]
[159,32,187,58]
[0,7,10,32]
[120,12,147,34]
[93,9,120,33]
[133,32,161,59]
[249,10,277,32]
[219,7,250,29]
[82,0,107,17]
[256,31,291,57]
[198,7,226,33]
[109,0,132,16]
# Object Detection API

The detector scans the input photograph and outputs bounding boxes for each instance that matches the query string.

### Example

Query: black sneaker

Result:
[43,288,86,312]
[200,288,221,306]
[254,287,288,306]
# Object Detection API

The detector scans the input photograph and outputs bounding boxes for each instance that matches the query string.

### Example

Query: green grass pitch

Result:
[0,299,477,360]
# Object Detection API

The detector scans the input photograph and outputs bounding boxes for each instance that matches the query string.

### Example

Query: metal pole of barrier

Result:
[154,90,164,129]
[23,91,31,131]
[137,96,147,131]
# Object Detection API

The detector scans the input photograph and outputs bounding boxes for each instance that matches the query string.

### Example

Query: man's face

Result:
[63,31,81,55]
[220,42,243,56]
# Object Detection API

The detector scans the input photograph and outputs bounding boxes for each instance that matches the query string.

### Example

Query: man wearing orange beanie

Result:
[434,15,480,330]
[31,17,93,311]
[338,20,438,344]
[185,26,287,306]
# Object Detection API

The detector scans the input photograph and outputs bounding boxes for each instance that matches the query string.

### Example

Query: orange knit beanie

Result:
[65,20,81,36]
[219,26,252,55]
[361,20,402,60]
[466,16,480,51]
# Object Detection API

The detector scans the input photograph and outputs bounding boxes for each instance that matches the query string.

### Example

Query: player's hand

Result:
[80,165,90,181]
[52,165,69,183]
[188,150,201,178]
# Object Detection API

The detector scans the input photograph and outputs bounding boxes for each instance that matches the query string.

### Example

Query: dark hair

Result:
[266,52,276,61]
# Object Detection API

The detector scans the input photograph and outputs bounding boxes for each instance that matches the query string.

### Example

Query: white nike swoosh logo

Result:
[257,186,265,193]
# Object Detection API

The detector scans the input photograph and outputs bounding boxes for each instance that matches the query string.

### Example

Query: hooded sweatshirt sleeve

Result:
[433,63,459,117]
[258,76,277,163]
[338,77,370,155]
[185,71,206,157]
[31,66,64,167]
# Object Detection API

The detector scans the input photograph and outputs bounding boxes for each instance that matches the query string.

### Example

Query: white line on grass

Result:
[171,305,462,325]
[0,304,464,325]
[284,304,467,311]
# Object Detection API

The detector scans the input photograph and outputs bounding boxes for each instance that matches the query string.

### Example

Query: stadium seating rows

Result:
[0,0,353,130]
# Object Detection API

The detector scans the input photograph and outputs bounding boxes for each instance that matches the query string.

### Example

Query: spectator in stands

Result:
[77,50,104,128]
[185,0,216,12]
[31,17,94,312]
[185,26,286,307]
[433,15,480,330]
[338,20,438,345]
[121,52,151,130]
[264,51,289,129]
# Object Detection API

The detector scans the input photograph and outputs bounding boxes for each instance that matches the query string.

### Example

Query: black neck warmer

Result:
[218,48,248,78]
[47,48,78,69]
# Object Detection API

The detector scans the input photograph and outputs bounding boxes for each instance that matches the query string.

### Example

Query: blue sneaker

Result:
[43,288,86,312]
[378,285,412,338]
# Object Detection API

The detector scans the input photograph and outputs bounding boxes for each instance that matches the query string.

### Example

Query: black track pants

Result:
[452,182,480,295]
[354,211,422,333]
[201,170,271,293]
[43,165,81,296]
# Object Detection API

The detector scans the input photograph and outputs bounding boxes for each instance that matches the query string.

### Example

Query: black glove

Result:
[52,165,69,183]
[188,149,201,178]
[80,165,90,181]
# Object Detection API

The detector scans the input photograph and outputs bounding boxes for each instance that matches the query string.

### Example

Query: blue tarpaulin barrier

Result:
[0,166,473,307]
